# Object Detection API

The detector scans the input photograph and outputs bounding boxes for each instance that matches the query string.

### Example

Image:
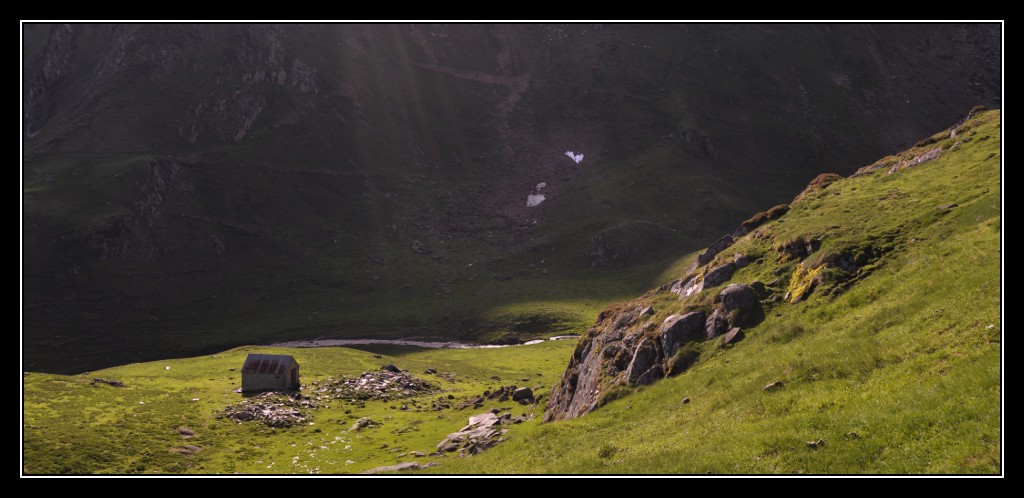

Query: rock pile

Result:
[436,411,529,456]
[221,367,437,427]
[219,392,320,428]
[310,368,437,402]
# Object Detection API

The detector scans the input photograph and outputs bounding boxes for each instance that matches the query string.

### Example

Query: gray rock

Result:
[763,381,784,391]
[659,311,706,358]
[720,284,756,312]
[937,203,958,210]
[626,338,661,386]
[361,462,433,474]
[634,364,664,386]
[703,262,736,288]
[410,240,431,255]
[638,306,655,316]
[720,327,744,345]
[704,307,729,340]
[689,234,735,271]
[467,412,498,428]
[512,387,534,402]
[680,276,703,297]
[350,417,379,430]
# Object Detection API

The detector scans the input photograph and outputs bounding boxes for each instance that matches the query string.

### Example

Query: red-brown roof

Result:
[241,354,297,375]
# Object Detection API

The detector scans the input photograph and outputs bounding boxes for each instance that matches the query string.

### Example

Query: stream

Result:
[269,335,580,350]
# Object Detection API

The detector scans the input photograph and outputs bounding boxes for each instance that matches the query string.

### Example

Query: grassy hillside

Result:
[23,111,1000,474]
[429,110,1002,474]
[22,24,1001,373]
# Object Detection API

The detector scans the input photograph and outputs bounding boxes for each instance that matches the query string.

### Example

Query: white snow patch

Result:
[565,151,584,164]
[536,182,547,191]
[526,193,546,207]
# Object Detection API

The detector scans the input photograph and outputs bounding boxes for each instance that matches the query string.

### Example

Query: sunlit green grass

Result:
[23,341,575,474]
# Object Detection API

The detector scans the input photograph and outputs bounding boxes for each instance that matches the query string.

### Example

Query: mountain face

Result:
[21,23,1000,373]
[545,107,1000,422]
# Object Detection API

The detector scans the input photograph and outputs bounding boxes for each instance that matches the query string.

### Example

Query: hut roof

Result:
[241,354,297,375]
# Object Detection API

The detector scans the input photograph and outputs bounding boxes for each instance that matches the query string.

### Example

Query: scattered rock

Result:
[845,432,860,439]
[410,451,426,457]
[763,381,784,392]
[350,417,380,431]
[410,240,432,255]
[219,392,318,428]
[455,396,485,410]
[936,203,958,210]
[361,461,436,474]
[424,368,437,374]
[720,327,744,345]
[170,445,202,455]
[177,427,195,438]
[681,397,690,404]
[806,439,825,449]
[90,378,126,387]
[512,387,534,403]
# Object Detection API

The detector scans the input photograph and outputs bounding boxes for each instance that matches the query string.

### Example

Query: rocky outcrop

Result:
[548,224,772,422]
[87,158,192,261]
[688,235,734,272]
[24,24,75,137]
[544,294,762,421]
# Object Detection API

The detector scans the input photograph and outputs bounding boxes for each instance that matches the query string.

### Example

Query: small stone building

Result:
[241,354,299,393]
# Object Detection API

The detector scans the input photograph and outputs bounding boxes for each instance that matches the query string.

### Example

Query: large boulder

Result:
[659,311,706,358]
[720,284,756,312]
[512,387,534,403]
